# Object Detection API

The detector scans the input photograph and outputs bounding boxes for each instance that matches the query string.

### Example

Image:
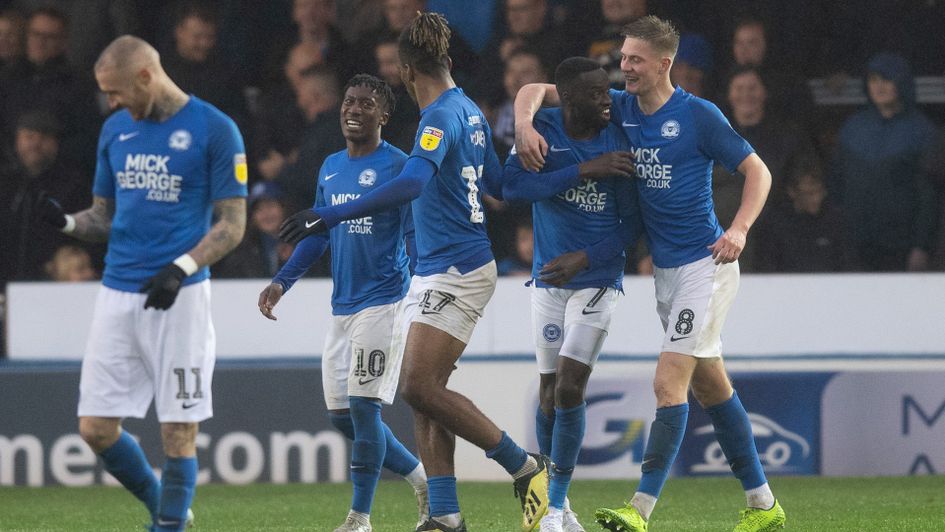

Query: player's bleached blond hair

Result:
[398,11,451,75]
[621,15,680,57]
[94,35,160,74]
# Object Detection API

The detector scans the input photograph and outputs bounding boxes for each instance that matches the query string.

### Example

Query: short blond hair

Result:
[621,15,680,57]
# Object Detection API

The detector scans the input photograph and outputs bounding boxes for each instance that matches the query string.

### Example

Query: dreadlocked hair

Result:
[344,73,396,114]
[398,11,451,75]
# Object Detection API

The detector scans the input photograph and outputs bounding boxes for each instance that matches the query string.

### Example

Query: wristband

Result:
[62,214,76,234]
[173,254,199,276]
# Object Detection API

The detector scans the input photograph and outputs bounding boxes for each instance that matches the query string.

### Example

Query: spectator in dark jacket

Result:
[0,112,94,286]
[831,52,940,271]
[755,166,853,273]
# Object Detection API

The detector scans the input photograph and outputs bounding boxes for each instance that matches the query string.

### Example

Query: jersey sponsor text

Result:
[116,153,183,203]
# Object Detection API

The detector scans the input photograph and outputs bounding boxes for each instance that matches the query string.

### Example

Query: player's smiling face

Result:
[620,37,667,95]
[568,69,612,129]
[340,85,388,144]
[96,66,154,120]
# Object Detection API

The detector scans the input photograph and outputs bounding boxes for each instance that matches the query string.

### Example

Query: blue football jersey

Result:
[93,96,247,291]
[408,87,494,275]
[609,87,754,268]
[507,108,640,290]
[315,142,412,315]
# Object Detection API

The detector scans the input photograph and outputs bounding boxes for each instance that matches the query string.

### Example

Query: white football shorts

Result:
[654,255,739,358]
[78,281,215,423]
[407,261,497,344]
[531,286,618,373]
[322,298,408,410]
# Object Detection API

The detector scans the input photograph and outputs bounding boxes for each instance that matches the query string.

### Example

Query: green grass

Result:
[1,476,944,531]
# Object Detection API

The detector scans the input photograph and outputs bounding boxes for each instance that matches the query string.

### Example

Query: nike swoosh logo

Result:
[622,122,641,127]
[182,402,200,409]
[305,220,320,229]
[118,132,139,141]
[324,172,339,181]
[549,145,571,152]
[669,335,690,342]
[358,377,378,385]
[581,309,602,315]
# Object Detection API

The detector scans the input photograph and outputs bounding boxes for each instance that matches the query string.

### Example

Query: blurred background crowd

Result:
[2,0,945,295]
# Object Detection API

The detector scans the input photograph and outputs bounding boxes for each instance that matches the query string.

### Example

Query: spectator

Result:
[45,244,97,281]
[497,218,534,277]
[721,67,818,208]
[275,65,344,211]
[215,181,329,278]
[253,41,321,182]
[587,0,647,86]
[0,9,25,69]
[755,166,853,273]
[723,16,813,126]
[263,0,355,85]
[478,0,573,102]
[0,7,99,172]
[670,33,711,98]
[0,111,92,286]
[162,2,248,125]
[353,0,479,87]
[491,47,549,160]
[373,33,418,153]
[832,52,939,272]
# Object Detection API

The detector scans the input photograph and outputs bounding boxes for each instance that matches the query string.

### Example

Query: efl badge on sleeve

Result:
[419,126,444,151]
[234,154,248,184]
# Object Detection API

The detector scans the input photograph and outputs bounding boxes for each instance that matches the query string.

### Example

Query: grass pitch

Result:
[1,476,943,531]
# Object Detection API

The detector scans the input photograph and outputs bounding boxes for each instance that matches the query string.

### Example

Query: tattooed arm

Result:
[69,196,115,243]
[186,196,247,267]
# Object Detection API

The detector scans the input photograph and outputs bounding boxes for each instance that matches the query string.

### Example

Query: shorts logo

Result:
[358,168,377,187]
[169,129,192,151]
[542,323,562,342]
[234,154,248,184]
[660,120,680,139]
[419,289,456,315]
[581,288,608,315]
[354,348,386,383]
[419,126,444,151]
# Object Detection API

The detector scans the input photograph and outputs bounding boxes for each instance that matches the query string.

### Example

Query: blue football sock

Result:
[549,403,585,510]
[331,410,420,477]
[638,403,688,498]
[485,431,528,476]
[427,475,460,517]
[381,422,420,477]
[156,456,197,532]
[99,431,160,520]
[535,406,555,457]
[705,391,767,490]
[349,397,386,514]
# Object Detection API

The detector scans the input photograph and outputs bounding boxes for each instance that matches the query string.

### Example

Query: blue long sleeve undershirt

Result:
[501,163,582,203]
[271,234,328,292]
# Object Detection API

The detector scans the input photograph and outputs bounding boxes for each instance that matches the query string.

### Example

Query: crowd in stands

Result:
[2,0,945,294]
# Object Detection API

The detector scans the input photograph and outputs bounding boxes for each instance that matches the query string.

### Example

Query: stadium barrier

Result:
[2,275,943,485]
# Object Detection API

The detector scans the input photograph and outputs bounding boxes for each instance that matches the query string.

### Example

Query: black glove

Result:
[278,209,326,245]
[36,191,67,229]
[141,263,187,310]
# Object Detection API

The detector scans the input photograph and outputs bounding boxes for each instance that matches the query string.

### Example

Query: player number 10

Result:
[460,165,484,224]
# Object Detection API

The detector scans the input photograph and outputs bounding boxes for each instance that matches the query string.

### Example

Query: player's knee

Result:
[160,422,198,457]
[400,380,429,411]
[78,418,120,452]
[554,378,585,409]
